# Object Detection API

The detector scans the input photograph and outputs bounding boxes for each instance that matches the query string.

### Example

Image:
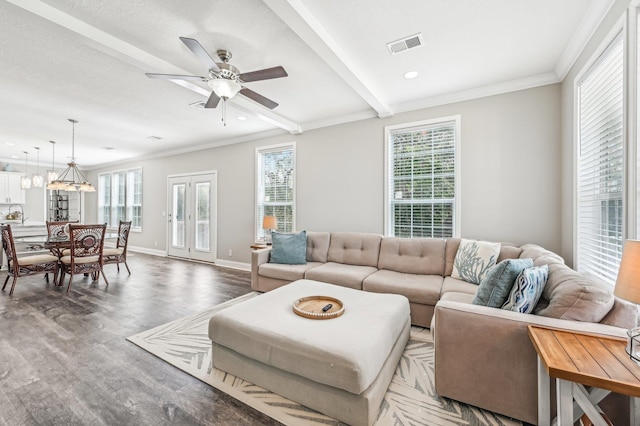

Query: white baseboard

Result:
[215,259,251,271]
[127,245,167,257]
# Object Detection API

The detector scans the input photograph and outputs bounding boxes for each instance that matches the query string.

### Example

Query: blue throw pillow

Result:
[502,264,549,314]
[472,258,534,308]
[270,231,307,265]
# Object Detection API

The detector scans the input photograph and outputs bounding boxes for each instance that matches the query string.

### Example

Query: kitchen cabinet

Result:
[0,172,25,204]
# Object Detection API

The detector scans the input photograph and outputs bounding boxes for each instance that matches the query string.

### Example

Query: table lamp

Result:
[262,216,278,245]
[614,239,640,363]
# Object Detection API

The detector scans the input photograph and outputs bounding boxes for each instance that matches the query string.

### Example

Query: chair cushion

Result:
[60,255,100,264]
[304,262,377,289]
[103,247,124,256]
[17,254,59,266]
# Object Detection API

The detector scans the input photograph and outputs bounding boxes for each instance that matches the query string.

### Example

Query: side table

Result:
[528,325,640,426]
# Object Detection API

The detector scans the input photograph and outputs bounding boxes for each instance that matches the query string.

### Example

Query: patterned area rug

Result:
[127,292,521,426]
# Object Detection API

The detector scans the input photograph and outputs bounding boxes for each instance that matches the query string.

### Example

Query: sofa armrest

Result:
[433,300,626,424]
[251,248,271,290]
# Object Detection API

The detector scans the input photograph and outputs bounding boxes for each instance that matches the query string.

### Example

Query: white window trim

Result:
[383,115,461,238]
[572,14,628,286]
[98,166,143,232]
[254,142,296,242]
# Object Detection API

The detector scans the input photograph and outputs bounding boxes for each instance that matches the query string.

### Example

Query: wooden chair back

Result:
[69,224,106,260]
[46,220,79,238]
[0,225,18,272]
[116,221,132,250]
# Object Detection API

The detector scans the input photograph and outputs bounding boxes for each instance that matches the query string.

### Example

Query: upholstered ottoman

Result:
[208,279,411,426]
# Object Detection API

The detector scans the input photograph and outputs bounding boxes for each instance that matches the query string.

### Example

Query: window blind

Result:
[577,33,624,285]
[256,145,295,240]
[388,120,457,238]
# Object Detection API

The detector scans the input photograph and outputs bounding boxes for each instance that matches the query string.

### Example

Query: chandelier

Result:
[46,119,95,192]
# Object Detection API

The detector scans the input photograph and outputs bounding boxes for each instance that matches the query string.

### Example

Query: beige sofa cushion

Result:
[363,270,443,305]
[441,276,478,296]
[305,262,377,290]
[327,232,382,267]
[259,262,323,281]
[533,263,614,322]
[444,238,461,276]
[378,237,445,275]
[306,231,330,263]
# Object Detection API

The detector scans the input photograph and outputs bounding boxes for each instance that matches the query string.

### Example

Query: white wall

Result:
[560,0,631,267]
[86,83,562,265]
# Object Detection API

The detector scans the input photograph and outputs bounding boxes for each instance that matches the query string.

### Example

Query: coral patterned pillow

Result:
[451,239,501,284]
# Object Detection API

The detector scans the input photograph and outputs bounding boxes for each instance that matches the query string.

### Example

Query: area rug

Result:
[127,292,521,426]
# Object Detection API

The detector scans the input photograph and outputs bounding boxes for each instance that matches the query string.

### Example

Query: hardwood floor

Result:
[0,253,282,426]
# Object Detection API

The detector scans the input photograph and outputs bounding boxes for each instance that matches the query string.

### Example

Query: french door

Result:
[167,172,217,263]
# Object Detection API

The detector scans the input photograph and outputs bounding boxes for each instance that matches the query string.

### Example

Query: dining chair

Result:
[58,224,109,293]
[46,220,79,256]
[103,221,132,274]
[1,224,59,295]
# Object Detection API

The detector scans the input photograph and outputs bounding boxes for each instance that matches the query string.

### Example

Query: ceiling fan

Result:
[146,36,288,115]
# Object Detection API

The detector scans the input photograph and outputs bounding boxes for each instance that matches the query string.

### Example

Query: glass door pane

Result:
[172,183,186,248]
[195,182,210,251]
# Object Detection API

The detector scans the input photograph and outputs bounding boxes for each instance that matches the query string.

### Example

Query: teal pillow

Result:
[472,258,533,308]
[270,231,307,265]
[502,265,549,314]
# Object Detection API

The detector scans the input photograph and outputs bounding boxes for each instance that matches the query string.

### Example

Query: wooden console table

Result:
[528,325,640,426]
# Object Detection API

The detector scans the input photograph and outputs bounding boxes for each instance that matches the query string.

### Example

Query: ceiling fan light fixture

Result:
[209,79,241,99]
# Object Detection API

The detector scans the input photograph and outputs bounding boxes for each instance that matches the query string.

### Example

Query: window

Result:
[385,117,460,238]
[256,143,295,241]
[98,168,143,231]
[576,33,624,285]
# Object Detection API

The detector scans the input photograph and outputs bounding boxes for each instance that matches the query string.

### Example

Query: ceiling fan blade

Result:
[145,73,207,82]
[179,37,221,72]
[238,66,288,83]
[204,91,221,109]
[240,88,278,109]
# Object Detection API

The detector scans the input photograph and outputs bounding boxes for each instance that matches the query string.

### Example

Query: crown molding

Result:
[554,0,617,80]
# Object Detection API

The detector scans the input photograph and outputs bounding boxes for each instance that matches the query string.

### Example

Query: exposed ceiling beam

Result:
[5,0,301,134]
[264,0,393,118]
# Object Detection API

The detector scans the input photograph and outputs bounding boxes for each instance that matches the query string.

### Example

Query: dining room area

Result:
[1,219,132,296]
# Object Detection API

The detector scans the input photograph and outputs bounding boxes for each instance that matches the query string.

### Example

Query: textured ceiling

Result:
[0,0,610,168]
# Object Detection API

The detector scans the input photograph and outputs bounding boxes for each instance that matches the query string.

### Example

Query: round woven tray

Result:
[292,295,345,320]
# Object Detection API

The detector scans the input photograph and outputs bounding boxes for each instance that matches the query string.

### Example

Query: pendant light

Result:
[32,147,44,188]
[47,140,59,184]
[47,119,95,192]
[20,151,31,189]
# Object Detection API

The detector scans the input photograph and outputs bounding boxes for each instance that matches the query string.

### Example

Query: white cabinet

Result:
[0,172,25,204]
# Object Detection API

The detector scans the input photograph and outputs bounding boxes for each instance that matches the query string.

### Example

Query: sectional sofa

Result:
[251,231,635,424]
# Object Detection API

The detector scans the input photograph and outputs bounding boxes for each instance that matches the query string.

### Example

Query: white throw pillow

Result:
[451,239,501,284]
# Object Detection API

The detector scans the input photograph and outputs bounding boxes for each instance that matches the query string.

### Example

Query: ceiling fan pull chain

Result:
[222,99,227,126]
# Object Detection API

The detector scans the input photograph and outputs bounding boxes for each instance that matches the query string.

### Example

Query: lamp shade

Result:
[614,240,640,304]
[262,216,278,230]
[209,79,241,99]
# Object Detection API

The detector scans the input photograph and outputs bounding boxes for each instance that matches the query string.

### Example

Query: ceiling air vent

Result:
[387,33,423,55]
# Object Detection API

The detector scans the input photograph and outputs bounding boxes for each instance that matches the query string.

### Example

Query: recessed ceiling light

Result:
[10,155,18,159]
[404,71,419,79]
[237,116,247,121]
[5,142,14,146]
[147,136,163,141]
[102,147,115,150]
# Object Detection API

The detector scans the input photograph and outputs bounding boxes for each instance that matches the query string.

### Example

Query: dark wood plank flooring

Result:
[0,253,282,426]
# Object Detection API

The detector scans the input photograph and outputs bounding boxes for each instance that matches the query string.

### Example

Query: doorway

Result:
[167,172,217,263]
